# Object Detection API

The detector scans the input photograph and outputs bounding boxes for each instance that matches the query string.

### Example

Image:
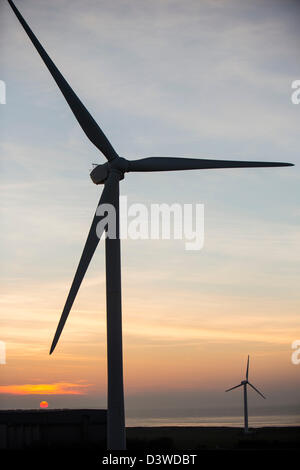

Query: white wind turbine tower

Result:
[225,356,266,433]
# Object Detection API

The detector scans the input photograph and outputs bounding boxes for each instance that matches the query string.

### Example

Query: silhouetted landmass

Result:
[0,409,106,450]
[1,409,299,453]
[126,425,300,450]
[1,423,299,466]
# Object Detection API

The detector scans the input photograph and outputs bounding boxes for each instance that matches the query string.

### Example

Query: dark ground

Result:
[127,425,300,450]
[1,426,299,466]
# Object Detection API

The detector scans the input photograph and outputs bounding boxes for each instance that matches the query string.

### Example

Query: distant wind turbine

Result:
[226,356,266,433]
[8,0,290,450]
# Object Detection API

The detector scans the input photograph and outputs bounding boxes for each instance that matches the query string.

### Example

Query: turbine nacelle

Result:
[90,162,109,184]
[241,380,248,385]
[90,157,129,184]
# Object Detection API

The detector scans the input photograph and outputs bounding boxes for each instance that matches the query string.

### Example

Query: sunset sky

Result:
[0,0,299,423]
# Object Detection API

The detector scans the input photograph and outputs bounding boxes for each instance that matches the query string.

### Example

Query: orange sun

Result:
[40,401,48,409]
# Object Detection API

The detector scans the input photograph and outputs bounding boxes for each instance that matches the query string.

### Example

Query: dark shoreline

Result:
[126,425,300,450]
[1,427,299,467]
[1,426,299,452]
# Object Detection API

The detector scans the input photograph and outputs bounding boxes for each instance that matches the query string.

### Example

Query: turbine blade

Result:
[225,384,242,392]
[7,0,118,161]
[248,382,266,399]
[246,355,249,380]
[127,157,293,172]
[49,173,119,354]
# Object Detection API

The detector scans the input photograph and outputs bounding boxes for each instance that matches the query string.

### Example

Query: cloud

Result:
[2,0,300,150]
[0,382,91,395]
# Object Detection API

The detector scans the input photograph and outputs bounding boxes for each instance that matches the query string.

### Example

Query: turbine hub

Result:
[241,380,247,385]
[90,157,129,184]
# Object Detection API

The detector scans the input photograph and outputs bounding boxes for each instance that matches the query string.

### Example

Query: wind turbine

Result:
[8,0,292,451]
[226,356,266,433]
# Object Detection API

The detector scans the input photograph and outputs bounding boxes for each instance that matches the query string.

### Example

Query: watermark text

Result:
[96,197,204,251]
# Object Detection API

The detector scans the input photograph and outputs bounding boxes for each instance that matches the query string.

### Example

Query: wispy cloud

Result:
[0,382,91,395]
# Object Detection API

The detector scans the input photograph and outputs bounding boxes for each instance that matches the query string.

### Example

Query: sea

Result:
[126,414,300,427]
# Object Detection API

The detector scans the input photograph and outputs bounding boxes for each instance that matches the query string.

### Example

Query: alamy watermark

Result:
[0,341,6,364]
[291,80,300,104]
[291,340,300,365]
[96,196,204,251]
[0,80,6,104]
